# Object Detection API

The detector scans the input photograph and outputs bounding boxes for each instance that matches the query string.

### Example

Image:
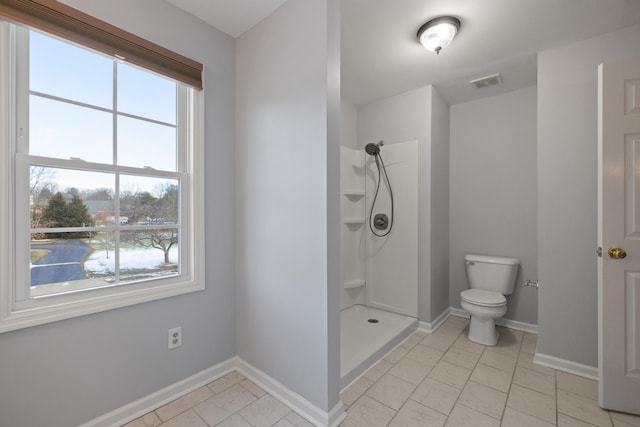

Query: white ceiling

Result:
[166,0,289,38]
[169,0,640,106]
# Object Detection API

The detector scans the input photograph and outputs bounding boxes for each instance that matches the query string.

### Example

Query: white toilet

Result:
[460,254,520,346]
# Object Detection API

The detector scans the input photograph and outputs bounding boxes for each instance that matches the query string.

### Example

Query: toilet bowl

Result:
[460,289,507,346]
[461,254,519,346]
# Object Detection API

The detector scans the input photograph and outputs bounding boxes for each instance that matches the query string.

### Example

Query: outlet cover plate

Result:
[168,326,182,349]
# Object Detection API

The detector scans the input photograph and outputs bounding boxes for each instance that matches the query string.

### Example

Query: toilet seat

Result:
[461,289,506,307]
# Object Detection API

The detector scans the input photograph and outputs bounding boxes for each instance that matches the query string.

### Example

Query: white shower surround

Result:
[340,146,367,310]
[340,141,419,387]
[340,305,416,388]
[340,142,419,315]
[365,140,419,317]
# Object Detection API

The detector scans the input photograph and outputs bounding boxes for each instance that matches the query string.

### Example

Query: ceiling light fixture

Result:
[417,16,461,55]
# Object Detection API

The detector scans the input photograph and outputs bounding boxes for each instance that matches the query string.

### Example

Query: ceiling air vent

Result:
[470,73,503,89]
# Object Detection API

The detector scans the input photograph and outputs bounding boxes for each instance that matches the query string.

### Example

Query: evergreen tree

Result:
[41,192,67,228]
[41,192,93,238]
[65,195,93,230]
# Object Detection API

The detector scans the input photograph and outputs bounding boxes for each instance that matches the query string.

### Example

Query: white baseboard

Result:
[534,352,598,380]
[81,356,345,427]
[449,307,538,334]
[423,307,539,335]
[79,357,237,427]
[418,307,451,333]
[449,307,471,320]
[81,305,544,427]
[237,358,346,427]
[446,308,597,381]
[496,317,538,334]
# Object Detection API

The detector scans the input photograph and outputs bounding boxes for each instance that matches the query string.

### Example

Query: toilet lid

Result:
[461,289,506,307]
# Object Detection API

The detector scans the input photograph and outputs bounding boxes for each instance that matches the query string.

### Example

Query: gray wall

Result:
[537,23,640,366]
[0,1,237,426]
[358,85,451,323]
[450,86,538,324]
[430,87,451,319]
[235,0,341,412]
[341,99,358,150]
[326,0,342,408]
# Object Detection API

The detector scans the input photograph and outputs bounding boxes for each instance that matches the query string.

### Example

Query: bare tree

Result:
[134,229,178,264]
[82,188,114,201]
[29,166,56,196]
[30,166,58,232]
[121,184,179,265]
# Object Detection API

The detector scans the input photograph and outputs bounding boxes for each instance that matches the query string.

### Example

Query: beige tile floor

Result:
[341,316,640,427]
[123,316,640,427]
[121,371,315,427]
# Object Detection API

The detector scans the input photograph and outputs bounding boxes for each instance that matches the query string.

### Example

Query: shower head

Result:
[365,141,383,156]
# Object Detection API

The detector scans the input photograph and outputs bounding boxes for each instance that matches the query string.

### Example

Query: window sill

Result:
[0,276,204,333]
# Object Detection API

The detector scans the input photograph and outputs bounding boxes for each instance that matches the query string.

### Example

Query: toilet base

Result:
[460,300,506,347]
[468,318,499,346]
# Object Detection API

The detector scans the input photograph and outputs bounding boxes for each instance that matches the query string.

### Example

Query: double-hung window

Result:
[0,4,205,332]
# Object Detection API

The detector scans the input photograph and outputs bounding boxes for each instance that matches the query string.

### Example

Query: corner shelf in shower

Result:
[343,279,365,289]
[343,190,365,199]
[343,218,365,226]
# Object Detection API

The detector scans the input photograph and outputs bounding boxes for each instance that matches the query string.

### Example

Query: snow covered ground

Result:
[84,246,178,275]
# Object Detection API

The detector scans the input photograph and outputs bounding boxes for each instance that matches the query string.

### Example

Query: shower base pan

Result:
[340,304,417,389]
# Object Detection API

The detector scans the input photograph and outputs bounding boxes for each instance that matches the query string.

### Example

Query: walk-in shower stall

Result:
[340,139,419,388]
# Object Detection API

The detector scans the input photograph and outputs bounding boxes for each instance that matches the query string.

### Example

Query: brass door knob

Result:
[608,248,627,259]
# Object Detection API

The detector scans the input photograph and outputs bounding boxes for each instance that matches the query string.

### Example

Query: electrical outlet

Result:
[168,326,182,349]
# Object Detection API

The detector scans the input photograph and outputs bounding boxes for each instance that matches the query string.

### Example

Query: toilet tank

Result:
[465,254,520,295]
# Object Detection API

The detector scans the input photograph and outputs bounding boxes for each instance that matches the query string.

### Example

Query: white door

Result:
[598,59,640,414]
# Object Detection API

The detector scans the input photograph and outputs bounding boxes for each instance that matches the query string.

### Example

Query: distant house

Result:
[83,200,117,226]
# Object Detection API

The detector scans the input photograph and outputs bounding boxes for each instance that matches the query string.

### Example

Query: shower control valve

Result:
[373,213,389,230]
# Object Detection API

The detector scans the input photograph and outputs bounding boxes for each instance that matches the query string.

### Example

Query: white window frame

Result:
[0,21,205,333]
